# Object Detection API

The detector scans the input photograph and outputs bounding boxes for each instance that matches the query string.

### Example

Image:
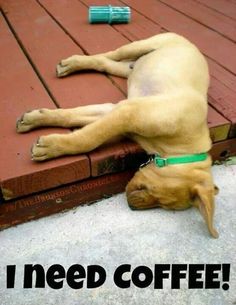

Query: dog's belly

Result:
[127,58,166,98]
[127,45,209,98]
[128,77,163,97]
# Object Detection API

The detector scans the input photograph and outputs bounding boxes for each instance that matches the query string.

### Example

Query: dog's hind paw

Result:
[56,63,70,78]
[56,55,83,78]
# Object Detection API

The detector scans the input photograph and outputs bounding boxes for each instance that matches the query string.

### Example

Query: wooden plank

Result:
[121,0,236,74]
[0,13,90,200]
[0,171,135,230]
[1,0,124,108]
[195,0,236,21]
[160,0,236,41]
[207,59,236,94]
[208,76,236,137]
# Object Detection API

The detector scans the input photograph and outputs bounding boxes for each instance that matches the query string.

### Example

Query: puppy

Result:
[17,33,219,238]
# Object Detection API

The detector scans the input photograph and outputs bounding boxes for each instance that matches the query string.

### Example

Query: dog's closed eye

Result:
[137,184,148,191]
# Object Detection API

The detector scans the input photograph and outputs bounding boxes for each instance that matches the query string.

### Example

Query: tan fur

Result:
[16,33,219,237]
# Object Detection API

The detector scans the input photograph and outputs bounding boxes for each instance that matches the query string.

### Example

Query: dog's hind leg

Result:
[57,33,184,78]
[57,55,134,78]
[100,33,187,61]
[16,103,115,133]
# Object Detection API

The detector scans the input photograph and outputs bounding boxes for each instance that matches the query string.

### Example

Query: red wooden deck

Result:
[0,0,236,229]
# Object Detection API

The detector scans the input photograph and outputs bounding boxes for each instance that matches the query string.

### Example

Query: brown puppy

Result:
[16,33,219,238]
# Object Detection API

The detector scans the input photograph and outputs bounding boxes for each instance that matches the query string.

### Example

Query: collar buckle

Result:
[155,157,168,167]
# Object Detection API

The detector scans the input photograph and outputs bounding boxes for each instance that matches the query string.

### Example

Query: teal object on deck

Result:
[89,5,131,24]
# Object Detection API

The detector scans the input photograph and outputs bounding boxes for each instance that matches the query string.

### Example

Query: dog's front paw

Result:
[16,109,48,133]
[31,134,67,161]
[56,55,84,78]
[16,114,32,133]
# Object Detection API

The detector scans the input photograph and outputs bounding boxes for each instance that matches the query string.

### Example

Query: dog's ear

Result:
[192,184,219,238]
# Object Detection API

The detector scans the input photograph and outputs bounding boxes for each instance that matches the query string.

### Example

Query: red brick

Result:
[0,171,135,230]
[89,140,147,177]
[210,138,236,161]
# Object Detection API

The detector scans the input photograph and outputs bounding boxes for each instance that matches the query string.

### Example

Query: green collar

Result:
[140,153,208,168]
[154,153,208,167]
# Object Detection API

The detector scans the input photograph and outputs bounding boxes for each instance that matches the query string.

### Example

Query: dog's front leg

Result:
[31,103,130,161]
[17,103,115,132]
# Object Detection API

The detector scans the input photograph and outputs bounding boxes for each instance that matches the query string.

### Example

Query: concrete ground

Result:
[0,164,235,305]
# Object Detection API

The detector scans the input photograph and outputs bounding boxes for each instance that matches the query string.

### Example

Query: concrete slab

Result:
[0,164,235,305]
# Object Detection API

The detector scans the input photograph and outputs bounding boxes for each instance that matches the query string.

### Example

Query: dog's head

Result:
[126,157,219,238]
